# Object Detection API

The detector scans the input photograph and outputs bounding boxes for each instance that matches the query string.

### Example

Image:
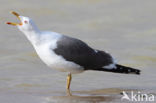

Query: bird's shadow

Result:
[45,88,133,103]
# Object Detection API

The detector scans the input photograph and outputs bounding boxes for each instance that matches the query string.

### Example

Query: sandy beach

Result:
[0,0,156,103]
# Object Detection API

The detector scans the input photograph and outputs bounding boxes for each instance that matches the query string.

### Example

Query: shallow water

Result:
[0,0,156,103]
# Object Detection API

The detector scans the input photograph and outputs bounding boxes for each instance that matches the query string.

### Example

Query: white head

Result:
[6,11,39,33]
[6,11,41,45]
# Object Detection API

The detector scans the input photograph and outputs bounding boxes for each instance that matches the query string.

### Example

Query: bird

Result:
[6,11,141,95]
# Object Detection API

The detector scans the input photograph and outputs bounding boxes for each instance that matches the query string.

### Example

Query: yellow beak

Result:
[6,11,22,26]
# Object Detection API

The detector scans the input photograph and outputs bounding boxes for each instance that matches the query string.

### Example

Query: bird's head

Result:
[6,11,37,32]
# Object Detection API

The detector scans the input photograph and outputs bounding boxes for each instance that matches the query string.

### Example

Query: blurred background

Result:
[0,0,156,103]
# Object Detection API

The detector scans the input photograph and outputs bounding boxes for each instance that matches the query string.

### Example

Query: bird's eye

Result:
[24,20,28,24]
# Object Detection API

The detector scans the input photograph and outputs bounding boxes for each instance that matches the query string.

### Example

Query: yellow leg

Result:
[66,73,72,96]
[66,73,72,90]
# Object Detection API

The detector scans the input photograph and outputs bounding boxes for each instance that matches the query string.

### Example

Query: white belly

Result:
[34,43,84,74]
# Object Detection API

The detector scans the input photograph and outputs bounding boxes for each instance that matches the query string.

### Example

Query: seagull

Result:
[6,11,141,95]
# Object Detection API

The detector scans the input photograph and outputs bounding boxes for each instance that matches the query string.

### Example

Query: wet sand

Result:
[0,0,156,103]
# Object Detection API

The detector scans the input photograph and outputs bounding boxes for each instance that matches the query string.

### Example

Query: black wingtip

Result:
[93,64,141,75]
[136,69,141,75]
[114,64,141,75]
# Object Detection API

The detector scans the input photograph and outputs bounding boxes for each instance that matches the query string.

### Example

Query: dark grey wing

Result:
[53,36,113,70]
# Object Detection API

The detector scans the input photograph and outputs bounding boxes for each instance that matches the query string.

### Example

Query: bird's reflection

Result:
[45,88,129,103]
[46,95,113,103]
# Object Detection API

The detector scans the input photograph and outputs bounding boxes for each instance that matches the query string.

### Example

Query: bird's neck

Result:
[23,30,41,46]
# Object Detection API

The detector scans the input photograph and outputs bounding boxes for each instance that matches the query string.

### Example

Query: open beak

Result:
[6,11,22,26]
